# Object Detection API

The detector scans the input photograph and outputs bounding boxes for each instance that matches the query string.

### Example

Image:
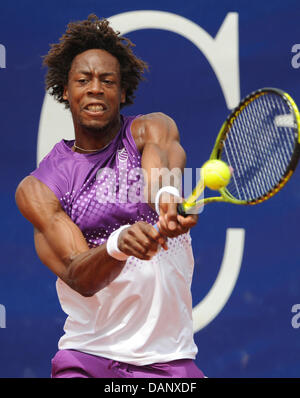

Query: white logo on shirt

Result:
[118,148,128,163]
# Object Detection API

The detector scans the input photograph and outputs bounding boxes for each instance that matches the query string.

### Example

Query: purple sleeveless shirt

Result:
[30,115,199,367]
[30,115,158,247]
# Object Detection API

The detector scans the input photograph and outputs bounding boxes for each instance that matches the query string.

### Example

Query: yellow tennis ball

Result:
[202,160,232,190]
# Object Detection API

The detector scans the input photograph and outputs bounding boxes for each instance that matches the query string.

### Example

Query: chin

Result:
[78,113,120,134]
[81,120,109,133]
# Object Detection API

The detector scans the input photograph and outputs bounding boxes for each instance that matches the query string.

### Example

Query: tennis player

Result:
[15,15,205,378]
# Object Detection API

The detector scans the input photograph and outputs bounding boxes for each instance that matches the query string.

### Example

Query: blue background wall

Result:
[0,0,300,378]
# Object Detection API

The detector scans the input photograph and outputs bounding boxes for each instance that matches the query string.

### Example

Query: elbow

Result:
[76,288,95,298]
[69,281,99,298]
[66,276,111,297]
[72,274,119,297]
[80,292,95,298]
[62,273,99,298]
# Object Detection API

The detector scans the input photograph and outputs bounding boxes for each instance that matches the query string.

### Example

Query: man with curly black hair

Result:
[43,15,147,109]
[15,15,205,378]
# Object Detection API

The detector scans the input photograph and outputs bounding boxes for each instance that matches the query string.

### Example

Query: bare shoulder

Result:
[132,112,178,135]
[15,175,61,231]
[131,112,180,151]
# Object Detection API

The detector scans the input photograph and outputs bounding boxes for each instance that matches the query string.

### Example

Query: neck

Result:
[72,117,121,153]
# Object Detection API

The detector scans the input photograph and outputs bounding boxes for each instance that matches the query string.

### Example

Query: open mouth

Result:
[84,103,107,113]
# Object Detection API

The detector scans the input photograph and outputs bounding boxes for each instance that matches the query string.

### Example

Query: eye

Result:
[78,78,88,84]
[103,79,114,85]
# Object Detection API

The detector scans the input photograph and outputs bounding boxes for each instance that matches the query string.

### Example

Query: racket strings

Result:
[224,104,266,200]
[232,109,263,197]
[251,97,283,192]
[234,95,289,198]
[238,95,292,198]
[221,93,296,201]
[260,95,290,178]
[223,129,250,199]
[269,95,295,163]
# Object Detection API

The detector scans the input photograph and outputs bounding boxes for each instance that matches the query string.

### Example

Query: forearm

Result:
[142,141,186,207]
[65,221,166,296]
[65,243,125,297]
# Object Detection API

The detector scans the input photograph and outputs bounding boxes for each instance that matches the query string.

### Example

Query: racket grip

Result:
[177,203,187,217]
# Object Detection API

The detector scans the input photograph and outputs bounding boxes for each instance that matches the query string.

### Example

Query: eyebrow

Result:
[75,70,118,77]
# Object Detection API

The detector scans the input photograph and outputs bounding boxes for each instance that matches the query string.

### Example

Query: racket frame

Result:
[180,87,300,214]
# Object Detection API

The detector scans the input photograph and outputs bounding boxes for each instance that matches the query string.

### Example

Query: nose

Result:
[88,78,104,95]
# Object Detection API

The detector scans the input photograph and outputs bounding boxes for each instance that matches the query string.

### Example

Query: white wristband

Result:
[155,186,181,215]
[106,225,131,261]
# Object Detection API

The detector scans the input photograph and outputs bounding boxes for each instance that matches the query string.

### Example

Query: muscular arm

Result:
[15,176,164,297]
[133,112,185,194]
[132,112,198,236]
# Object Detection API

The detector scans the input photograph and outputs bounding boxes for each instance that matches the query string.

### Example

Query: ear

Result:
[63,86,69,101]
[120,88,126,104]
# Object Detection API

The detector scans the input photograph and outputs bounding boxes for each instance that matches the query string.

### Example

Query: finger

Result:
[132,230,160,255]
[123,240,158,260]
[143,223,168,249]
[154,223,168,250]
[119,225,159,259]
[158,215,171,236]
[177,214,198,229]
[166,203,179,231]
[158,215,183,238]
[159,194,179,230]
[134,222,169,253]
[159,199,179,231]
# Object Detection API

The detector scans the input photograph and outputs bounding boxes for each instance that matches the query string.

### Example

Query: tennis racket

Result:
[177,87,300,216]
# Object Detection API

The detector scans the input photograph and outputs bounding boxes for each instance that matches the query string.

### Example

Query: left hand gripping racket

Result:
[177,87,300,216]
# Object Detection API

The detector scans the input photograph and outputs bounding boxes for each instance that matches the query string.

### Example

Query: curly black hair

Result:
[43,14,148,108]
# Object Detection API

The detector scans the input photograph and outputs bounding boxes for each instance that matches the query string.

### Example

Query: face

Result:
[63,49,126,135]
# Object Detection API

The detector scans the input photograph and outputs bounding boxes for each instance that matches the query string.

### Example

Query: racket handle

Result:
[177,203,187,217]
